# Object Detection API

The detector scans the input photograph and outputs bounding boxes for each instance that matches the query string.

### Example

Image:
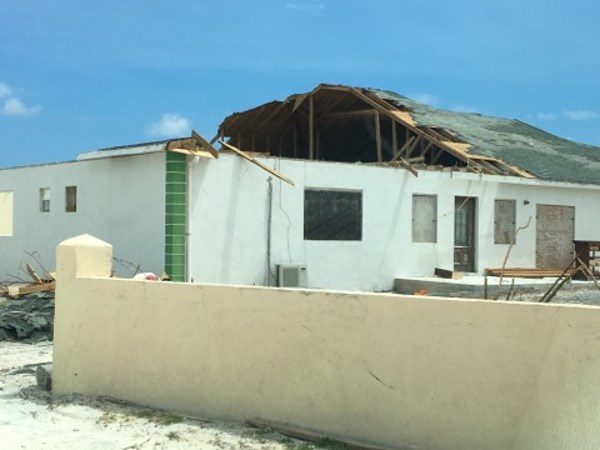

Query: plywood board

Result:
[536,205,575,269]
[391,110,416,127]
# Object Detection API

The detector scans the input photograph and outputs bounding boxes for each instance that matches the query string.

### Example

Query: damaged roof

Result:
[219,83,600,186]
[373,89,600,186]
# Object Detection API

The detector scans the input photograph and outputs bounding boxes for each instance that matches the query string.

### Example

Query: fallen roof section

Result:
[217,83,600,185]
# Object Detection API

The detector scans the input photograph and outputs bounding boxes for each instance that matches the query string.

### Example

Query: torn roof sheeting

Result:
[372,89,600,186]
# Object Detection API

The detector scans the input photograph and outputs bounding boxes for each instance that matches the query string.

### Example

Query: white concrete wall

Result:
[0,153,166,280]
[54,235,600,450]
[0,191,14,236]
[189,154,600,291]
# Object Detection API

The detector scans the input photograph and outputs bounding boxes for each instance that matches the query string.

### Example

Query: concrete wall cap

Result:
[58,234,112,248]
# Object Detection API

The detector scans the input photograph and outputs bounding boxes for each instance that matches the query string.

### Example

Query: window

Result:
[412,194,437,242]
[39,188,50,212]
[0,191,13,237]
[65,186,77,212]
[304,189,362,241]
[494,199,516,244]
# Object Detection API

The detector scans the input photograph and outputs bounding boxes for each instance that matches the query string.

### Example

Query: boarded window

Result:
[39,188,50,213]
[0,191,13,237]
[412,195,437,242]
[304,189,362,241]
[494,199,516,244]
[65,186,77,212]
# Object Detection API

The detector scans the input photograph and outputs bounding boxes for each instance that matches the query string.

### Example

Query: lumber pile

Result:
[0,262,55,298]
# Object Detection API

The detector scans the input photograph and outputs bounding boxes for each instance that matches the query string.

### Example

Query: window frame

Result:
[303,188,363,241]
[494,199,517,245]
[412,194,438,243]
[0,191,14,237]
[65,186,77,213]
[39,188,50,213]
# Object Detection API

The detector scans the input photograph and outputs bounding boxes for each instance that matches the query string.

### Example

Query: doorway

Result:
[454,197,476,272]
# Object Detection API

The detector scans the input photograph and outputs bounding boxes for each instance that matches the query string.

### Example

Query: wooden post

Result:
[293,121,298,158]
[375,111,382,162]
[316,126,320,160]
[309,96,314,160]
[392,120,398,160]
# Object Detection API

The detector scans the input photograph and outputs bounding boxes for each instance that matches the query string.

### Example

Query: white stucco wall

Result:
[54,235,600,450]
[0,191,14,237]
[189,153,600,291]
[0,153,166,280]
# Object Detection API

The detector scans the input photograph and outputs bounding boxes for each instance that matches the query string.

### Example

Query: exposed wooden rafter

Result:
[216,83,536,179]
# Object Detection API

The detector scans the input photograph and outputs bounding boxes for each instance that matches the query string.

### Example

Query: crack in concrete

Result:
[369,370,394,390]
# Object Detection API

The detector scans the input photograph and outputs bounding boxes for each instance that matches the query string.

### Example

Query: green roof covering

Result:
[371,89,600,186]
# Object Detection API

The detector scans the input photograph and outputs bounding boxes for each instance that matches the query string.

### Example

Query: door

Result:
[536,205,575,269]
[454,197,476,272]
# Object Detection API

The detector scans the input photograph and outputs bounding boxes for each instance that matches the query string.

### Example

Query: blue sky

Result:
[1,0,599,167]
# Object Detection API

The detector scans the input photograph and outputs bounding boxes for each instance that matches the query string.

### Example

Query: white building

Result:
[1,84,599,291]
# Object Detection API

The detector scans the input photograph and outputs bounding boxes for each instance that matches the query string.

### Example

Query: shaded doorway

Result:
[454,197,476,272]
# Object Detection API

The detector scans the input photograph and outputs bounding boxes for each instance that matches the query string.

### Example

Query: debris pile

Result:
[0,292,54,341]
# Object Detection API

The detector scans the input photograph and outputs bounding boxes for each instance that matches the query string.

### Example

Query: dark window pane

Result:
[66,186,77,213]
[304,190,362,241]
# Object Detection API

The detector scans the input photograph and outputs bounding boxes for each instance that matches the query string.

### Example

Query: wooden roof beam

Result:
[219,140,295,186]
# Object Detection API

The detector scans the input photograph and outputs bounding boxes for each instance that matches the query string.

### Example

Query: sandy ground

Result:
[0,341,300,450]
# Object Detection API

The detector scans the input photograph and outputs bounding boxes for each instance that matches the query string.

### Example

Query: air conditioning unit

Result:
[277,264,308,288]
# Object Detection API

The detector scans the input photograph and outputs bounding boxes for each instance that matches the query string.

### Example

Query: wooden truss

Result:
[215,84,535,178]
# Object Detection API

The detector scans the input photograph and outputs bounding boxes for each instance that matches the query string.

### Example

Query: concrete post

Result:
[53,234,112,394]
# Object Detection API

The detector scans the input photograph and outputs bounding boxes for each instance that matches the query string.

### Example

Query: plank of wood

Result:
[391,120,398,159]
[374,111,382,163]
[391,110,416,126]
[192,130,219,158]
[292,93,308,112]
[435,267,454,279]
[169,148,215,159]
[8,281,56,298]
[321,109,377,121]
[219,141,295,186]
[25,263,43,284]
[309,96,314,160]
[485,268,578,278]
[397,159,418,177]
[391,136,415,162]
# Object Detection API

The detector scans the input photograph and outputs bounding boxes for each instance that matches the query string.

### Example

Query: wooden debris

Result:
[7,282,55,298]
[486,268,578,278]
[166,130,220,159]
[25,263,43,284]
[435,268,453,279]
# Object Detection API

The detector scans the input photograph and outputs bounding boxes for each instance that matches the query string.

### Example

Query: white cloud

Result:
[535,112,557,120]
[411,93,438,106]
[563,110,599,121]
[2,97,41,117]
[0,82,12,98]
[146,113,191,137]
[285,2,325,16]
[0,81,41,117]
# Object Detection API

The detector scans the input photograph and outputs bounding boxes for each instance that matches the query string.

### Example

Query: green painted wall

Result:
[165,152,187,281]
